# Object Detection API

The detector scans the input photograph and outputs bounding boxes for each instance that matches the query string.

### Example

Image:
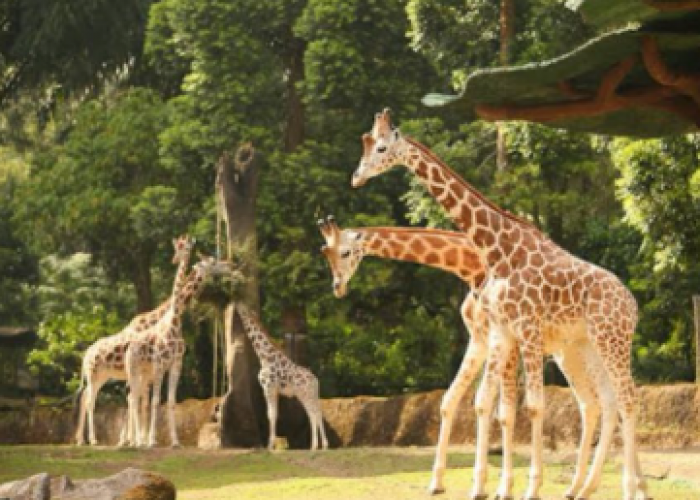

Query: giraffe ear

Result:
[362,133,375,156]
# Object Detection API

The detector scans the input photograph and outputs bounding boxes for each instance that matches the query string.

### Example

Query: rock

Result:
[0,472,50,500]
[52,468,175,500]
[198,422,222,450]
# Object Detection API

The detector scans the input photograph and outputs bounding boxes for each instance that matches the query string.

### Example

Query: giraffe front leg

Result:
[264,387,279,451]
[471,332,511,500]
[75,385,88,446]
[167,360,183,448]
[518,330,545,500]
[429,295,488,495]
[318,410,329,450]
[148,371,165,448]
[494,343,518,500]
[85,379,105,446]
[555,341,602,499]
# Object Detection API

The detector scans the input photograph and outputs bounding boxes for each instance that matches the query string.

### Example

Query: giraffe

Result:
[350,109,648,500]
[235,302,328,451]
[74,236,195,446]
[125,253,230,448]
[318,216,639,499]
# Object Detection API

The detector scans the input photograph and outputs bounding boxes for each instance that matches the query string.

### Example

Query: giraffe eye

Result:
[377,145,387,154]
[341,250,351,259]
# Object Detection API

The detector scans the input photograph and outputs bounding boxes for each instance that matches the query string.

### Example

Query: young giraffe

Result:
[318,217,626,499]
[235,302,328,451]
[74,236,195,446]
[351,109,648,500]
[125,253,229,447]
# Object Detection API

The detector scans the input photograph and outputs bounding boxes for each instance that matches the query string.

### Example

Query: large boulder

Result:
[0,469,175,500]
[0,472,51,499]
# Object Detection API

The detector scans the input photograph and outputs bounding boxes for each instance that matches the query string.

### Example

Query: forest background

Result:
[1,0,698,400]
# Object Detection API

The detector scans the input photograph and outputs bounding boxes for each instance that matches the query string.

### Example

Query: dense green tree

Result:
[13,88,203,312]
[26,253,131,394]
[613,135,700,381]
[147,0,459,395]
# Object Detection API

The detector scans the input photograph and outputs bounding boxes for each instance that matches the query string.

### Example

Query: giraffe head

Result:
[172,235,196,264]
[352,108,406,188]
[318,215,366,298]
[191,252,231,279]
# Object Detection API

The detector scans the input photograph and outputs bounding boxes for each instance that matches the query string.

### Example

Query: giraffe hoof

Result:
[495,496,514,500]
[428,486,445,495]
[471,495,488,500]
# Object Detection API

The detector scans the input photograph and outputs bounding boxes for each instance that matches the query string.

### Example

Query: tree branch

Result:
[643,0,700,11]
[641,35,700,106]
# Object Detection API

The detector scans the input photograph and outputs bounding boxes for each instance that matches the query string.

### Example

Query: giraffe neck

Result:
[401,138,545,271]
[167,252,192,315]
[359,227,485,288]
[173,270,208,316]
[237,305,285,366]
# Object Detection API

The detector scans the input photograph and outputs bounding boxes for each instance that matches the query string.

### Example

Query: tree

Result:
[0,0,155,106]
[613,135,700,381]
[13,88,201,312]
[26,253,130,394]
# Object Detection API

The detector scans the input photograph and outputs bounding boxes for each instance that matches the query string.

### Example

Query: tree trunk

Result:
[219,145,267,447]
[131,252,153,313]
[693,295,700,385]
[283,40,306,153]
[496,0,515,171]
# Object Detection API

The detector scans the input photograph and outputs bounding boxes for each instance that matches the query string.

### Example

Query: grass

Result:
[0,445,698,499]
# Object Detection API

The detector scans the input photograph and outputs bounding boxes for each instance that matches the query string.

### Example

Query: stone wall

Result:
[0,384,697,449]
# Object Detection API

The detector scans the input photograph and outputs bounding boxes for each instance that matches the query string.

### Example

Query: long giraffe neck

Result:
[237,304,286,366]
[401,138,546,273]
[167,251,193,315]
[170,268,208,317]
[359,227,486,288]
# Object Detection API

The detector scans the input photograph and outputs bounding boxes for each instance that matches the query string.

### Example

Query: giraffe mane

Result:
[405,137,546,237]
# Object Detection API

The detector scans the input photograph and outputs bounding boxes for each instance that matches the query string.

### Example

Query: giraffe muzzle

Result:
[333,280,347,298]
[351,172,366,188]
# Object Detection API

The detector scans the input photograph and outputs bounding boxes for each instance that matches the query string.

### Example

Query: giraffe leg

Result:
[518,326,545,500]
[494,343,519,500]
[471,330,513,500]
[264,387,279,451]
[167,360,183,448]
[302,398,319,451]
[429,294,487,495]
[318,407,329,450]
[126,377,143,448]
[554,341,602,499]
[86,377,106,446]
[75,380,90,446]
[147,370,165,448]
[581,304,640,500]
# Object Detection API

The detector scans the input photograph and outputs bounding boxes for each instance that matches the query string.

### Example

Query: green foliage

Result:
[407,0,591,87]
[12,88,203,310]
[27,254,130,393]
[612,135,700,381]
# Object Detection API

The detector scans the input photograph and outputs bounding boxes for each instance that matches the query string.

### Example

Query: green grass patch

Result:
[0,445,697,499]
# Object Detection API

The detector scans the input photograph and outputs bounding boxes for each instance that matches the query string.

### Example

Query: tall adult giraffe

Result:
[75,236,195,446]
[350,109,647,500]
[318,217,639,499]
[125,254,230,447]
